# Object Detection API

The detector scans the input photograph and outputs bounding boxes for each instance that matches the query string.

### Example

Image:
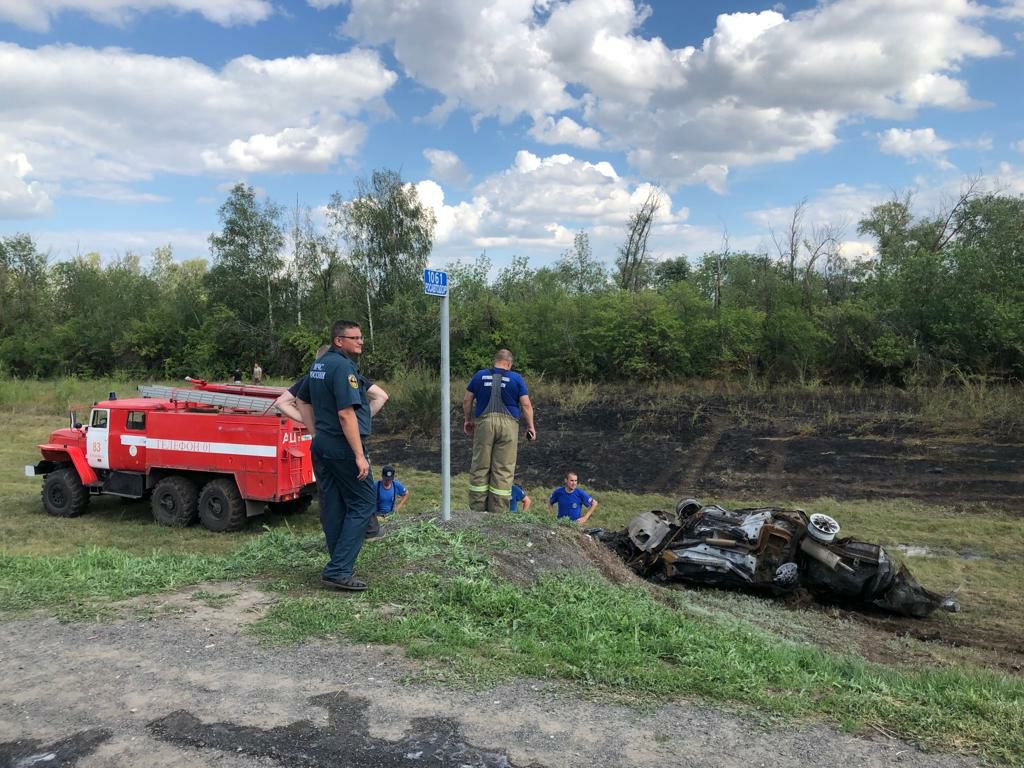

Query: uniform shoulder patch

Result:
[348,374,359,389]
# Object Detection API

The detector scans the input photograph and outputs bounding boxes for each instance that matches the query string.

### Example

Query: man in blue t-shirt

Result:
[365,465,409,541]
[548,471,598,524]
[510,483,531,513]
[462,349,537,514]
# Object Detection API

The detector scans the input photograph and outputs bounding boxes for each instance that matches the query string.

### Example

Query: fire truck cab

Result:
[26,385,315,532]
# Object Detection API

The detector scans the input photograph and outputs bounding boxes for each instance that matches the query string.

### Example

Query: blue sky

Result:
[2,0,1023,273]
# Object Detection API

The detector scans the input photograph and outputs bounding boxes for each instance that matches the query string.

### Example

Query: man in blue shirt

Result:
[294,320,375,592]
[549,471,598,525]
[510,483,531,513]
[463,349,536,514]
[365,465,409,541]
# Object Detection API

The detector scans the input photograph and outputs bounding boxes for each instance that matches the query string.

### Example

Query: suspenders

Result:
[483,367,514,417]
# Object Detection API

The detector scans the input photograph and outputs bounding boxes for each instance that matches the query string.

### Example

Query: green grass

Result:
[246,521,1024,765]
[4,378,1024,764]
[2,502,1023,763]
[0,527,322,617]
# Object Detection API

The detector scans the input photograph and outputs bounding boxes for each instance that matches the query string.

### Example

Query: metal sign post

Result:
[423,268,451,521]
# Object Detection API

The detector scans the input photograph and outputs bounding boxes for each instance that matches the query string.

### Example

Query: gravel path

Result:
[0,584,980,768]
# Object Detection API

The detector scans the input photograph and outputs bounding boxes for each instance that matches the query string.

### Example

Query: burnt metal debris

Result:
[592,498,957,618]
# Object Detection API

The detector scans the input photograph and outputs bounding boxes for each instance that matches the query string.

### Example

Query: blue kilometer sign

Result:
[423,268,448,296]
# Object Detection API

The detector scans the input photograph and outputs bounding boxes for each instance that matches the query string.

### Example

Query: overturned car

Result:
[592,498,954,618]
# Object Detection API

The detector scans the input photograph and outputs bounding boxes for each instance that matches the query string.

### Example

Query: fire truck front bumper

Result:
[25,460,60,477]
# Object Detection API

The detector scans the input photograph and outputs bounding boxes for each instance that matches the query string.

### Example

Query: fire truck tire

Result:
[198,478,247,532]
[268,497,313,516]
[42,468,89,517]
[151,476,199,527]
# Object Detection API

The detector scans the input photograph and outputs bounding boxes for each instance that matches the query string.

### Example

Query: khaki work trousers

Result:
[468,413,519,513]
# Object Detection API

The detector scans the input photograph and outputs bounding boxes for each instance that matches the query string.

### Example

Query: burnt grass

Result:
[370,386,1024,510]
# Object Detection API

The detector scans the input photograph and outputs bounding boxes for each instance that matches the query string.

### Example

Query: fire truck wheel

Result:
[42,469,89,517]
[151,476,199,527]
[268,497,313,516]
[198,478,247,532]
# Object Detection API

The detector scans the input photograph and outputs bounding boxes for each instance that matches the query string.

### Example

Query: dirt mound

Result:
[429,510,598,587]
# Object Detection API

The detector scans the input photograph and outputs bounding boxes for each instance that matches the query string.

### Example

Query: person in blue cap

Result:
[365,465,408,541]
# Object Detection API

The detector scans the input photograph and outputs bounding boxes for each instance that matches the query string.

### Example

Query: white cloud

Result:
[0,153,53,219]
[417,150,689,266]
[33,227,210,263]
[992,0,1024,19]
[747,184,887,241]
[415,179,483,246]
[838,240,877,261]
[528,115,603,148]
[877,128,955,168]
[343,0,575,123]
[993,162,1024,195]
[342,0,1004,189]
[202,119,368,174]
[66,183,170,203]
[1013,139,1024,153]
[900,73,976,110]
[423,148,471,186]
[0,44,397,198]
[0,0,273,32]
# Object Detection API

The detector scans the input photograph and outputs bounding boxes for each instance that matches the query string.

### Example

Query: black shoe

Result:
[364,531,387,542]
[321,576,367,592]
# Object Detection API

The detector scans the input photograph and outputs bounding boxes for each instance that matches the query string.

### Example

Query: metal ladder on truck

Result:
[138,384,283,415]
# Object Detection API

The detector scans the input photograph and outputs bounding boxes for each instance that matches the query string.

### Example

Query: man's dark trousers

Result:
[313,448,376,581]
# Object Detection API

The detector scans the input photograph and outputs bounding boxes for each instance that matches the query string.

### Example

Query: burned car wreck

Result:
[592,498,955,618]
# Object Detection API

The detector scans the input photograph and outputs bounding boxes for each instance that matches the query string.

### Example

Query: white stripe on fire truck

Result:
[119,435,277,458]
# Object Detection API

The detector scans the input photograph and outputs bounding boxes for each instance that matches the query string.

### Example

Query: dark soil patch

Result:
[148,691,539,768]
[0,728,111,767]
[372,388,1024,509]
[843,610,1024,674]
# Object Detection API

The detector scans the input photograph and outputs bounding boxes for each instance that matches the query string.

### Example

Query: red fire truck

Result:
[24,381,315,532]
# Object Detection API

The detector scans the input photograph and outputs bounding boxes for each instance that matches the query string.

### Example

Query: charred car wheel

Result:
[151,476,199,527]
[675,497,701,518]
[42,468,89,517]
[197,478,247,532]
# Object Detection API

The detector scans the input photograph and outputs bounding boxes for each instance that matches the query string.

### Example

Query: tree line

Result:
[2,172,1022,384]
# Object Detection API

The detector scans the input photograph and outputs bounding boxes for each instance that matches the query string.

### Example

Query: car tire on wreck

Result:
[675,497,701,518]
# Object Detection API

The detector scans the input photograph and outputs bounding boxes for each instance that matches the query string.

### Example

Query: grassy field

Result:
[2,379,1023,765]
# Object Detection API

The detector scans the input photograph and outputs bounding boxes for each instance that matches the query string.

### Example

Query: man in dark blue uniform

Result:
[295,321,375,591]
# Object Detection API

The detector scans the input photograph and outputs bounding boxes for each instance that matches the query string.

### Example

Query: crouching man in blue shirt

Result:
[365,465,408,541]
[548,471,597,525]
[510,482,531,513]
